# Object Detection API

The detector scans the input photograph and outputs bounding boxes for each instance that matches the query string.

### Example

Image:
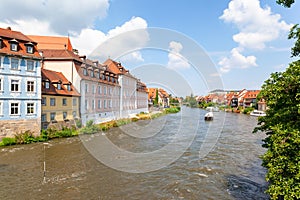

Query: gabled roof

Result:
[0,27,41,58]
[103,58,130,75]
[0,27,36,43]
[244,90,260,99]
[28,35,73,51]
[41,49,82,62]
[41,69,80,96]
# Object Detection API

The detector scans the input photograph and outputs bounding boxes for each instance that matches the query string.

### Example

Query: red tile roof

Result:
[103,58,130,75]
[0,27,41,58]
[41,49,82,62]
[28,35,73,51]
[42,69,80,96]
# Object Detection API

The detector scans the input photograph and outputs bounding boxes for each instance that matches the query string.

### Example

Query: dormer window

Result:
[56,83,61,90]
[25,43,34,54]
[83,68,88,76]
[90,70,94,78]
[65,84,71,91]
[9,39,19,51]
[44,80,50,89]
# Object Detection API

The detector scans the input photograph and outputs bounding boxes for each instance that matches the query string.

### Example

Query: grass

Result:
[0,108,181,147]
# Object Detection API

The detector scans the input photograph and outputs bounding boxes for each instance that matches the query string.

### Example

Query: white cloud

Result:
[219,0,292,73]
[88,17,149,62]
[167,41,190,69]
[0,0,109,34]
[220,0,291,50]
[119,51,144,63]
[218,48,257,73]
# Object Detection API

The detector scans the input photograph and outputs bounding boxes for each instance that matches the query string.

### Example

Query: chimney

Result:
[7,27,11,30]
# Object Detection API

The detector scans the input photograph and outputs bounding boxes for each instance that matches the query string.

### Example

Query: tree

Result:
[154,88,159,105]
[254,61,300,199]
[276,0,295,7]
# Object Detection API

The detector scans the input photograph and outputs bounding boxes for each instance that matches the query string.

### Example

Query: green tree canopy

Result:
[254,60,300,199]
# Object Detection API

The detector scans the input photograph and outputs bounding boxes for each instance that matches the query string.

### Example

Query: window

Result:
[62,98,67,106]
[98,86,101,94]
[0,57,2,68]
[0,78,2,92]
[85,84,88,93]
[90,70,94,77]
[27,60,34,71]
[41,114,47,122]
[72,98,77,106]
[83,68,87,76]
[92,100,95,109]
[45,81,50,89]
[26,45,33,54]
[65,84,71,91]
[104,100,107,109]
[0,101,3,115]
[27,81,34,92]
[10,43,18,51]
[63,112,67,120]
[92,85,95,94]
[103,86,107,95]
[96,72,100,79]
[11,80,20,92]
[50,98,56,106]
[10,102,19,115]
[109,100,112,108]
[11,58,19,70]
[41,97,46,106]
[56,84,61,90]
[85,100,88,110]
[98,100,101,109]
[26,103,34,115]
[50,112,56,121]
[72,111,77,118]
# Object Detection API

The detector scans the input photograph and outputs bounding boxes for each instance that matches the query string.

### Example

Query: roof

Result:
[0,27,36,43]
[28,35,73,51]
[0,27,41,58]
[103,58,131,76]
[41,49,83,62]
[41,69,80,96]
[244,90,260,99]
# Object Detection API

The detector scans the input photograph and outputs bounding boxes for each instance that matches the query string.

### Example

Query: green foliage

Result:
[288,24,300,57]
[164,106,181,114]
[254,60,300,199]
[14,130,37,144]
[79,120,100,134]
[154,88,159,105]
[276,0,295,8]
[185,95,198,108]
[0,137,16,146]
[243,107,254,114]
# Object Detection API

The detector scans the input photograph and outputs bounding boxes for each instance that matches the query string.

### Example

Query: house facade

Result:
[0,27,42,138]
[41,69,80,130]
[104,59,148,117]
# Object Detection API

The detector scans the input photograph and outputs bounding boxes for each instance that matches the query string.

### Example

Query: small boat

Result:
[250,110,266,117]
[206,106,219,112]
[204,112,213,121]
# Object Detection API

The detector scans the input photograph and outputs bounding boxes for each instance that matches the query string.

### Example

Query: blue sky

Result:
[1,0,299,96]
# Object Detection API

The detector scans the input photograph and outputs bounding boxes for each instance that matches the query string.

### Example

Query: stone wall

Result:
[0,119,41,140]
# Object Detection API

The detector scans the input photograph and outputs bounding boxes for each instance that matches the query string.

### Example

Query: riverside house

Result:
[0,27,42,138]
[104,59,148,118]
[41,69,80,130]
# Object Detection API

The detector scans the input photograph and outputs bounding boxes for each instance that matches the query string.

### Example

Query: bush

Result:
[14,130,37,144]
[243,107,254,114]
[79,120,100,134]
[0,137,16,146]
[165,107,180,114]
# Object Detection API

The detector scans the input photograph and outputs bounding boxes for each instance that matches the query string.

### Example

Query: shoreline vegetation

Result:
[0,106,180,147]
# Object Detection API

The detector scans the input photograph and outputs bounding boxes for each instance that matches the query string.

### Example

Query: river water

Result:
[0,107,269,199]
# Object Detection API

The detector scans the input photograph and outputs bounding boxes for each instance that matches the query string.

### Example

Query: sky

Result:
[0,0,299,97]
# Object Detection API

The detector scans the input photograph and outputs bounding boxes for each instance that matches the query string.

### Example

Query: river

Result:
[0,107,269,199]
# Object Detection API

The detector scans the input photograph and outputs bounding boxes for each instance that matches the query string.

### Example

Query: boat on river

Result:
[250,110,266,117]
[204,111,213,121]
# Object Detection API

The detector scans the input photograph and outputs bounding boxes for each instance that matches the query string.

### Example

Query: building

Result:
[0,27,42,138]
[41,69,80,130]
[147,88,170,108]
[104,59,148,117]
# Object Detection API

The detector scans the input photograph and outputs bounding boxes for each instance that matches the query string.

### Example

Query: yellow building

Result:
[41,69,80,130]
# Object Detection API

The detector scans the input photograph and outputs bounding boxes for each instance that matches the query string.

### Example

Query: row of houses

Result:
[0,27,148,139]
[197,89,266,111]
[147,88,171,108]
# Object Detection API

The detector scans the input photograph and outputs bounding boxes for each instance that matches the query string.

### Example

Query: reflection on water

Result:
[0,107,269,199]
